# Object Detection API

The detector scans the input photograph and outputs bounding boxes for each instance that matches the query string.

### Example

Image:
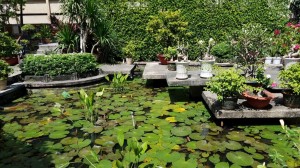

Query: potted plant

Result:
[146,10,190,65]
[279,63,300,108]
[210,41,234,64]
[205,68,247,110]
[39,25,53,44]
[232,23,268,78]
[198,38,216,78]
[242,66,274,109]
[0,60,13,90]
[165,46,178,70]
[122,40,141,65]
[0,32,22,65]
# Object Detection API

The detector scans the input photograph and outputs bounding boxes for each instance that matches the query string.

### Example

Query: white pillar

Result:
[46,0,51,23]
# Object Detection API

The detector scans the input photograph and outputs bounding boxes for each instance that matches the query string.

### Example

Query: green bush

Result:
[0,60,13,80]
[0,32,22,57]
[211,42,234,60]
[21,53,98,76]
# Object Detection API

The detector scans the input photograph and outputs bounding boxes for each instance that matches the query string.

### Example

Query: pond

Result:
[0,78,298,168]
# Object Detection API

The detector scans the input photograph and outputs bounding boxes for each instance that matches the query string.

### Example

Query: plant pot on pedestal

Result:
[157,54,168,65]
[283,57,300,69]
[242,90,274,109]
[175,61,189,80]
[200,60,215,78]
[273,57,282,65]
[264,57,272,65]
[222,97,238,110]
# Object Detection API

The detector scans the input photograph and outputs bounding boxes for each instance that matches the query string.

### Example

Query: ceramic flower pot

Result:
[222,97,238,110]
[200,60,214,78]
[283,92,300,108]
[242,90,273,109]
[157,54,168,65]
[264,57,272,65]
[175,61,189,80]
[272,57,282,65]
[126,58,133,65]
[283,57,300,69]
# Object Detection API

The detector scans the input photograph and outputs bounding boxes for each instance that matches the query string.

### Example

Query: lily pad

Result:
[196,140,218,152]
[155,151,182,163]
[189,133,205,140]
[224,141,243,150]
[215,162,229,168]
[81,126,103,133]
[226,151,254,166]
[138,124,155,132]
[186,141,197,150]
[70,139,91,149]
[171,126,192,137]
[226,131,247,141]
[209,154,220,164]
[60,137,79,145]
[172,158,197,168]
[49,131,69,139]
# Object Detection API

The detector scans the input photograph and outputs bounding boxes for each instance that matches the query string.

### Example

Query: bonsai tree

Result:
[0,60,13,90]
[198,38,216,60]
[0,32,22,58]
[122,40,142,61]
[146,10,190,55]
[232,23,268,77]
[211,41,234,62]
[206,68,246,109]
[278,63,300,108]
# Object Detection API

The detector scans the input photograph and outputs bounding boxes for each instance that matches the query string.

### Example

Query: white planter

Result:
[283,58,300,69]
[264,57,272,65]
[126,58,133,65]
[175,61,189,80]
[273,57,282,65]
[200,70,213,78]
[200,59,215,78]
[0,79,7,91]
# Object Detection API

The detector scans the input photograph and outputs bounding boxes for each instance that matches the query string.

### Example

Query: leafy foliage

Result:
[21,53,97,76]
[206,68,246,101]
[0,0,26,30]
[0,32,22,57]
[279,63,300,95]
[0,60,12,80]
[55,24,79,53]
[105,73,129,92]
[211,41,234,61]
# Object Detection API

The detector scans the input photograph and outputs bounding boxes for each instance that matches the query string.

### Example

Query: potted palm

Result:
[279,63,300,108]
[146,10,190,65]
[0,32,22,65]
[205,68,247,110]
[0,60,13,90]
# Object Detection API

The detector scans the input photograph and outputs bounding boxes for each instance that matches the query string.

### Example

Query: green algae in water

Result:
[0,79,299,167]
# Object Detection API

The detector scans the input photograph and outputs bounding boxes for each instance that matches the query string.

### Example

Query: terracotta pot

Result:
[157,54,168,65]
[283,92,300,108]
[242,90,273,109]
[0,79,7,91]
[1,55,19,66]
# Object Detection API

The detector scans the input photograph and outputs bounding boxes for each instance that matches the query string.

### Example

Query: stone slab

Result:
[0,84,27,105]
[202,91,300,119]
[100,64,136,76]
[142,62,168,79]
[166,71,209,86]
[14,74,107,88]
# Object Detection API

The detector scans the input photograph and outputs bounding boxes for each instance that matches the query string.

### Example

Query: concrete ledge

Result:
[202,91,300,119]
[100,64,136,76]
[13,74,107,88]
[142,62,168,79]
[0,84,27,105]
[166,71,209,86]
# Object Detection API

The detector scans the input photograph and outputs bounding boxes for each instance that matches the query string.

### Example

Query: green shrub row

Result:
[101,0,290,61]
[21,53,98,76]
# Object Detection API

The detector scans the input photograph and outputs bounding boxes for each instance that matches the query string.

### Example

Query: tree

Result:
[0,0,26,31]
[60,0,104,53]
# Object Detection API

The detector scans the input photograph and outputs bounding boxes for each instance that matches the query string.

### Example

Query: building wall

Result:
[9,0,62,25]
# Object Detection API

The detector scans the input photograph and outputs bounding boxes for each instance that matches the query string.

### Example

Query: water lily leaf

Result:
[189,133,205,140]
[244,147,256,154]
[226,151,254,166]
[191,124,203,132]
[22,130,44,140]
[109,114,121,120]
[252,153,264,160]
[215,162,229,168]
[94,160,112,168]
[138,124,155,132]
[171,126,192,137]
[196,140,218,152]
[60,137,79,145]
[51,154,72,168]
[70,139,91,149]
[94,136,116,147]
[134,116,146,122]
[73,120,93,128]
[2,122,22,134]
[155,151,182,162]
[166,117,177,123]
[226,131,247,141]
[81,126,103,133]
[49,131,69,139]
[186,141,197,150]
[172,158,197,168]
[224,141,243,150]
[173,107,186,113]
[209,154,220,164]
[230,164,242,168]
[126,129,144,140]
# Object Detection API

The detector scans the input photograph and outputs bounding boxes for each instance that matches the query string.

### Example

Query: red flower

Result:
[293,44,300,51]
[274,29,281,36]
[286,22,293,27]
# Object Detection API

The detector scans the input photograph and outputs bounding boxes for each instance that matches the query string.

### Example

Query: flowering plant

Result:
[198,38,215,60]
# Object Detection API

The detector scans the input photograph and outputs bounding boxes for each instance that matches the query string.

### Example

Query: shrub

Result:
[0,60,13,80]
[0,32,22,57]
[279,63,300,95]
[21,53,98,76]
[211,42,233,60]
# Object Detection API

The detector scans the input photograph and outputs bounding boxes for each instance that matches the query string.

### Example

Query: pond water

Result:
[0,78,298,168]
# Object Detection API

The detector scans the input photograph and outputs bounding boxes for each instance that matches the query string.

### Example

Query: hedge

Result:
[100,0,290,61]
[21,53,98,76]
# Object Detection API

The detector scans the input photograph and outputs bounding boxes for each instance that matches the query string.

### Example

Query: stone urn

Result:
[200,59,215,78]
[264,57,272,65]
[273,57,282,65]
[175,61,189,80]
